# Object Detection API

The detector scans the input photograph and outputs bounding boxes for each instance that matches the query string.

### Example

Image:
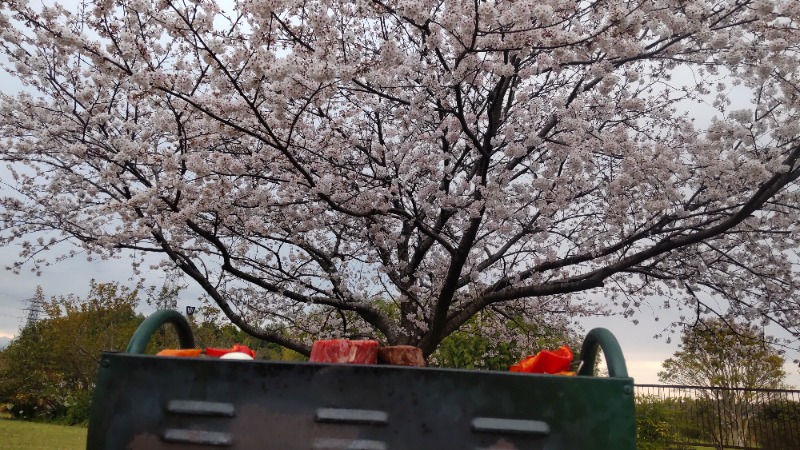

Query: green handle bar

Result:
[126,309,195,354]
[577,327,629,378]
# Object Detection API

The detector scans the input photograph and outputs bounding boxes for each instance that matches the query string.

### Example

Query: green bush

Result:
[636,396,691,450]
[60,391,93,426]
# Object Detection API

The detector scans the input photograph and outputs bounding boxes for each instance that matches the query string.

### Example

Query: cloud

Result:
[0,335,12,349]
[625,360,664,384]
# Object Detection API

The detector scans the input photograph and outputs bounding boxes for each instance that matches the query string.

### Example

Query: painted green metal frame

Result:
[125,309,195,354]
[86,311,636,449]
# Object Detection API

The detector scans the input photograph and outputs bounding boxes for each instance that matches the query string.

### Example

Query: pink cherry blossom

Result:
[1,0,800,357]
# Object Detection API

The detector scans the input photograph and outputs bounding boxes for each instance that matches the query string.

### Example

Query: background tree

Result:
[2,0,800,357]
[658,319,786,389]
[145,276,181,311]
[0,282,142,423]
[658,319,787,448]
[430,307,581,370]
[0,282,289,424]
[0,321,64,420]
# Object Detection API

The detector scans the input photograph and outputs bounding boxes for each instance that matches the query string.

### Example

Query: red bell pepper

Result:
[205,344,256,358]
[510,345,574,374]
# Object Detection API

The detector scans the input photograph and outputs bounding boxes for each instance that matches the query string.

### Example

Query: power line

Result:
[0,289,25,300]
[0,312,23,319]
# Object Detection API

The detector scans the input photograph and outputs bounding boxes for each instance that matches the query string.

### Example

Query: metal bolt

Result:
[101,359,110,368]
[623,385,633,395]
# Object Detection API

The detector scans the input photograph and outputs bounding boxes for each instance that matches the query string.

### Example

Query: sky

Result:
[0,1,799,387]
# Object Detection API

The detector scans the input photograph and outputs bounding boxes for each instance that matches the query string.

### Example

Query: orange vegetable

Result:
[510,345,574,375]
[156,348,203,357]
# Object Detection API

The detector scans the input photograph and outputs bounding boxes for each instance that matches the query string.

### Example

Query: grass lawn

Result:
[0,419,86,450]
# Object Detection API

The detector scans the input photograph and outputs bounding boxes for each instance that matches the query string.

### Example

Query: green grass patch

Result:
[0,419,86,450]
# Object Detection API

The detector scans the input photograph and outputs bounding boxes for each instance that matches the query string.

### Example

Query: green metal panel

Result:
[87,355,635,449]
[87,312,636,449]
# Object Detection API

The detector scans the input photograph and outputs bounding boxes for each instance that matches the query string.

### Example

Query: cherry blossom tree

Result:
[1,0,800,357]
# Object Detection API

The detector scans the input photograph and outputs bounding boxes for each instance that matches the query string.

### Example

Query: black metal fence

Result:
[635,384,800,450]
